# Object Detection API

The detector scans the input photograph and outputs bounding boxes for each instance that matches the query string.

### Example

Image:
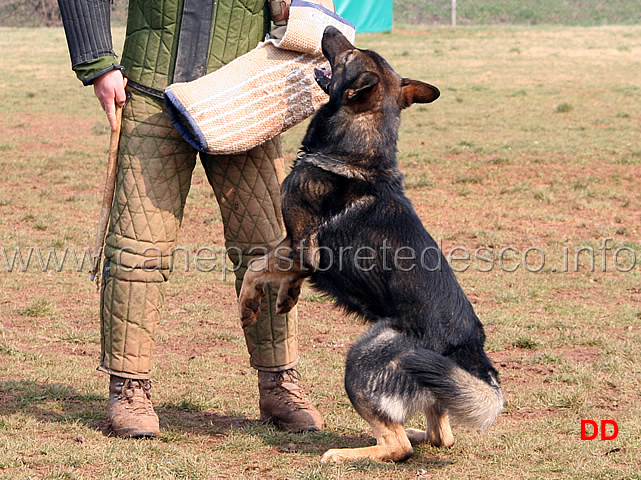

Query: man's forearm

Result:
[58,0,119,84]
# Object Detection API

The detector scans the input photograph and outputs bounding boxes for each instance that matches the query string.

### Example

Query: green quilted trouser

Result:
[98,88,298,379]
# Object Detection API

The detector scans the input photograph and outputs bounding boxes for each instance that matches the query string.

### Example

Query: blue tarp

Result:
[334,0,393,33]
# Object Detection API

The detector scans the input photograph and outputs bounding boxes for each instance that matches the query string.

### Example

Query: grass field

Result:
[394,0,641,26]
[1,25,641,480]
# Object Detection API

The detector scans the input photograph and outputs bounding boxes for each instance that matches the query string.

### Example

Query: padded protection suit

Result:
[59,0,299,378]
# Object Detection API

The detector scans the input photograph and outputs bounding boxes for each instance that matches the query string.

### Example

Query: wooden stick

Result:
[90,104,123,286]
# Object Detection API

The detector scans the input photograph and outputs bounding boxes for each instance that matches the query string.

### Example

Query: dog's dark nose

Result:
[322,25,348,46]
[323,25,340,38]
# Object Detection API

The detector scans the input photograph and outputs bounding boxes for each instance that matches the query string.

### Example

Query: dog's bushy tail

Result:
[400,349,503,431]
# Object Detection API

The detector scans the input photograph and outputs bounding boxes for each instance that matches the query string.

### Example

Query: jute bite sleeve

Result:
[163,0,355,154]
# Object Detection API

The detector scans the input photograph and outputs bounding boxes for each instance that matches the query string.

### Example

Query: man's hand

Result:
[93,69,127,131]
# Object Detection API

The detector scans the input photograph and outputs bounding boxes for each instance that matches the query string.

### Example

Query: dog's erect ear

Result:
[400,78,440,109]
[346,71,380,102]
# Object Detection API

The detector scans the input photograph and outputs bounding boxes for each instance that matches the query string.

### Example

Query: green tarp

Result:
[334,0,393,33]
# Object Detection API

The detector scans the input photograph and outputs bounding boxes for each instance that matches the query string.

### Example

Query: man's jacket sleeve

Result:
[58,0,124,85]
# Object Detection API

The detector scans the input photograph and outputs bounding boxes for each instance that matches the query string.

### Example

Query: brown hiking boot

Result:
[258,369,323,432]
[108,375,160,438]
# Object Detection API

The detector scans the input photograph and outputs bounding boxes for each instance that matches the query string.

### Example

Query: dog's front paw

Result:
[276,285,301,314]
[320,449,349,464]
[240,299,260,329]
[276,277,305,314]
[239,283,264,329]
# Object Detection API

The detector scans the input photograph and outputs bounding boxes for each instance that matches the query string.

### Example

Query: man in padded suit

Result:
[58,0,324,437]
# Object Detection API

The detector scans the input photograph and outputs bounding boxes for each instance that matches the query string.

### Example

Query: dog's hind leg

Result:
[406,403,454,448]
[321,410,413,463]
[404,426,428,444]
[427,404,454,448]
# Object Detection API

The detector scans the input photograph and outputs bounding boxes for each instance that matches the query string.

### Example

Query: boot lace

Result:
[268,369,309,410]
[118,379,154,415]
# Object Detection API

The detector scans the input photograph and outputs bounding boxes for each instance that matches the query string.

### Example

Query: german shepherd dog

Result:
[239,26,503,463]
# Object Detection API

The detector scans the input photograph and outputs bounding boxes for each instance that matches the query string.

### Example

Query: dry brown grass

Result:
[1,26,640,479]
